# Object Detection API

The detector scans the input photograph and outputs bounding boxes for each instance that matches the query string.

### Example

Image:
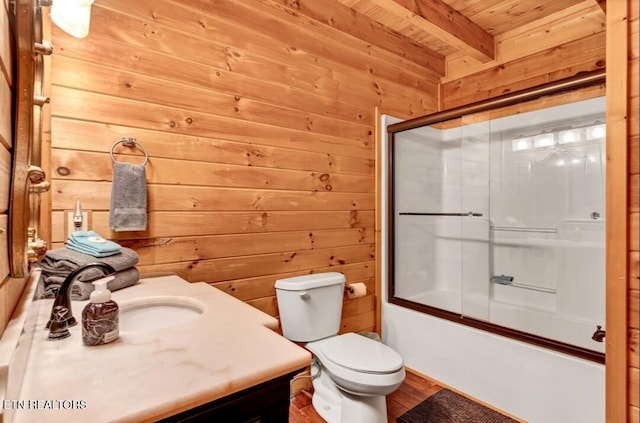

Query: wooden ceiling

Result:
[333,0,606,75]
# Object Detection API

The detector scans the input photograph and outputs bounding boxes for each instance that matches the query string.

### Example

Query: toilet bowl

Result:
[305,333,405,423]
[274,272,406,423]
[307,333,405,396]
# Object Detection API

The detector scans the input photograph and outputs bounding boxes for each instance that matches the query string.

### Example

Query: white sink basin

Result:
[119,296,205,332]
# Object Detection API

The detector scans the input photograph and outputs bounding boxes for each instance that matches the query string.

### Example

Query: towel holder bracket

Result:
[110,137,149,166]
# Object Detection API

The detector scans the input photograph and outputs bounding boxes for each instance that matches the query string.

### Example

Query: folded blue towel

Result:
[66,231,122,257]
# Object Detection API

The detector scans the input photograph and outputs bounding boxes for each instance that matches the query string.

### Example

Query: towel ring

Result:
[110,137,149,166]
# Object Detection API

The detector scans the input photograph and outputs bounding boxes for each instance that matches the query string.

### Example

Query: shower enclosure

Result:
[388,77,606,361]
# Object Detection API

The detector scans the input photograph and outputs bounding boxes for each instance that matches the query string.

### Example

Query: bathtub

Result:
[385,217,605,422]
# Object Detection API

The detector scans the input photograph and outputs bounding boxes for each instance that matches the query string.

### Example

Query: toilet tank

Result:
[275,272,345,342]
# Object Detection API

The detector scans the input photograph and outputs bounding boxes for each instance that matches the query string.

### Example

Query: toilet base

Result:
[311,364,388,423]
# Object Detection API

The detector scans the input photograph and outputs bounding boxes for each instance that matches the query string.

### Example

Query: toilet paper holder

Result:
[345,283,367,299]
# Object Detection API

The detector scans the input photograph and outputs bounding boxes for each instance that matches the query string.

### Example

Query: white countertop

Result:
[2,274,311,423]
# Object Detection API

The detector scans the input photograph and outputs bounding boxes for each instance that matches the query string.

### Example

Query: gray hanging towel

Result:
[109,162,148,231]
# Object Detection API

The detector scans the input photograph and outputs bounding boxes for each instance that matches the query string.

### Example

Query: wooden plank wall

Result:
[628,0,639,421]
[0,0,17,335]
[606,1,630,422]
[47,0,440,334]
[440,2,606,109]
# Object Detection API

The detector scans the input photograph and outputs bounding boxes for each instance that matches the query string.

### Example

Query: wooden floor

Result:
[289,370,443,422]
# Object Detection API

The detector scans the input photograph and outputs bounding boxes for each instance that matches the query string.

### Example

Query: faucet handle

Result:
[45,302,77,329]
[591,325,606,342]
[47,306,71,340]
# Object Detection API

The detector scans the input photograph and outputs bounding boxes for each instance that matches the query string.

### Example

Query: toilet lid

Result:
[318,333,404,374]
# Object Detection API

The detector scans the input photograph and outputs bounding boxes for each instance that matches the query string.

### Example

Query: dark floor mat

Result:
[397,389,519,423]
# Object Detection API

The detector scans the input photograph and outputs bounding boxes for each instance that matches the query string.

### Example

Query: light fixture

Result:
[586,124,606,140]
[533,133,555,148]
[558,129,582,144]
[50,0,94,39]
[511,137,532,151]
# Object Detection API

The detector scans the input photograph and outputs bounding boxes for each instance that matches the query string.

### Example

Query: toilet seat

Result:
[317,333,404,374]
[307,333,405,396]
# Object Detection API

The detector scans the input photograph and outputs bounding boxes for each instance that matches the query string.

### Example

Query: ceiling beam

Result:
[389,0,495,62]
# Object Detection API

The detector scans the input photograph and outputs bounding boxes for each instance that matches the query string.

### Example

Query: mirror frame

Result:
[10,0,48,278]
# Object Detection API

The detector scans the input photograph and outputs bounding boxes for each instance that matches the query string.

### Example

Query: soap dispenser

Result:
[82,276,119,346]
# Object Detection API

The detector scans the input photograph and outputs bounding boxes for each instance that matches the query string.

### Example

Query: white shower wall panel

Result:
[393,128,444,298]
[461,219,490,320]
[394,220,437,298]
[394,128,444,213]
[555,221,605,321]
[491,234,561,293]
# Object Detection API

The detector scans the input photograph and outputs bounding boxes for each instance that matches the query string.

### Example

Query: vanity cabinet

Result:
[159,369,301,423]
[5,276,311,423]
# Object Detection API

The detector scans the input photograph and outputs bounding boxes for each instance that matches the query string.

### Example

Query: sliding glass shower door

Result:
[392,115,491,321]
[389,93,606,360]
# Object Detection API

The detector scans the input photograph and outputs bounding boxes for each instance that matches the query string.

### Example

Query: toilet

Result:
[275,272,405,423]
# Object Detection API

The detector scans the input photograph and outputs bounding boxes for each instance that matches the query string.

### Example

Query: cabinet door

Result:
[159,370,300,423]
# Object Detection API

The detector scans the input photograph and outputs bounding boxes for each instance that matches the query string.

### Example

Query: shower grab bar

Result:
[507,283,556,294]
[399,212,484,217]
[490,275,557,294]
[491,226,557,233]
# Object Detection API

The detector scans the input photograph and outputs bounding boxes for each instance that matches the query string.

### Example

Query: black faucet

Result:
[46,262,116,330]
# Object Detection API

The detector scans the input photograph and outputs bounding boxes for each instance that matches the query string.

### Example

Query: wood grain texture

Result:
[443,2,605,83]
[47,0,443,336]
[336,0,591,66]
[79,1,438,115]
[0,77,10,150]
[51,119,375,174]
[51,86,374,159]
[51,151,373,194]
[631,366,639,408]
[444,0,588,36]
[0,0,32,334]
[605,1,631,422]
[0,0,11,88]
[135,245,374,282]
[0,147,9,212]
[442,31,606,109]
[0,0,11,335]
[630,326,639,369]
[383,0,494,61]
[629,5,640,422]
[213,261,373,301]
[53,181,374,213]
[0,215,8,283]
[255,0,444,73]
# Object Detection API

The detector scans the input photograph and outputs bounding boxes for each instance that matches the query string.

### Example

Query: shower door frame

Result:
[386,69,607,364]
